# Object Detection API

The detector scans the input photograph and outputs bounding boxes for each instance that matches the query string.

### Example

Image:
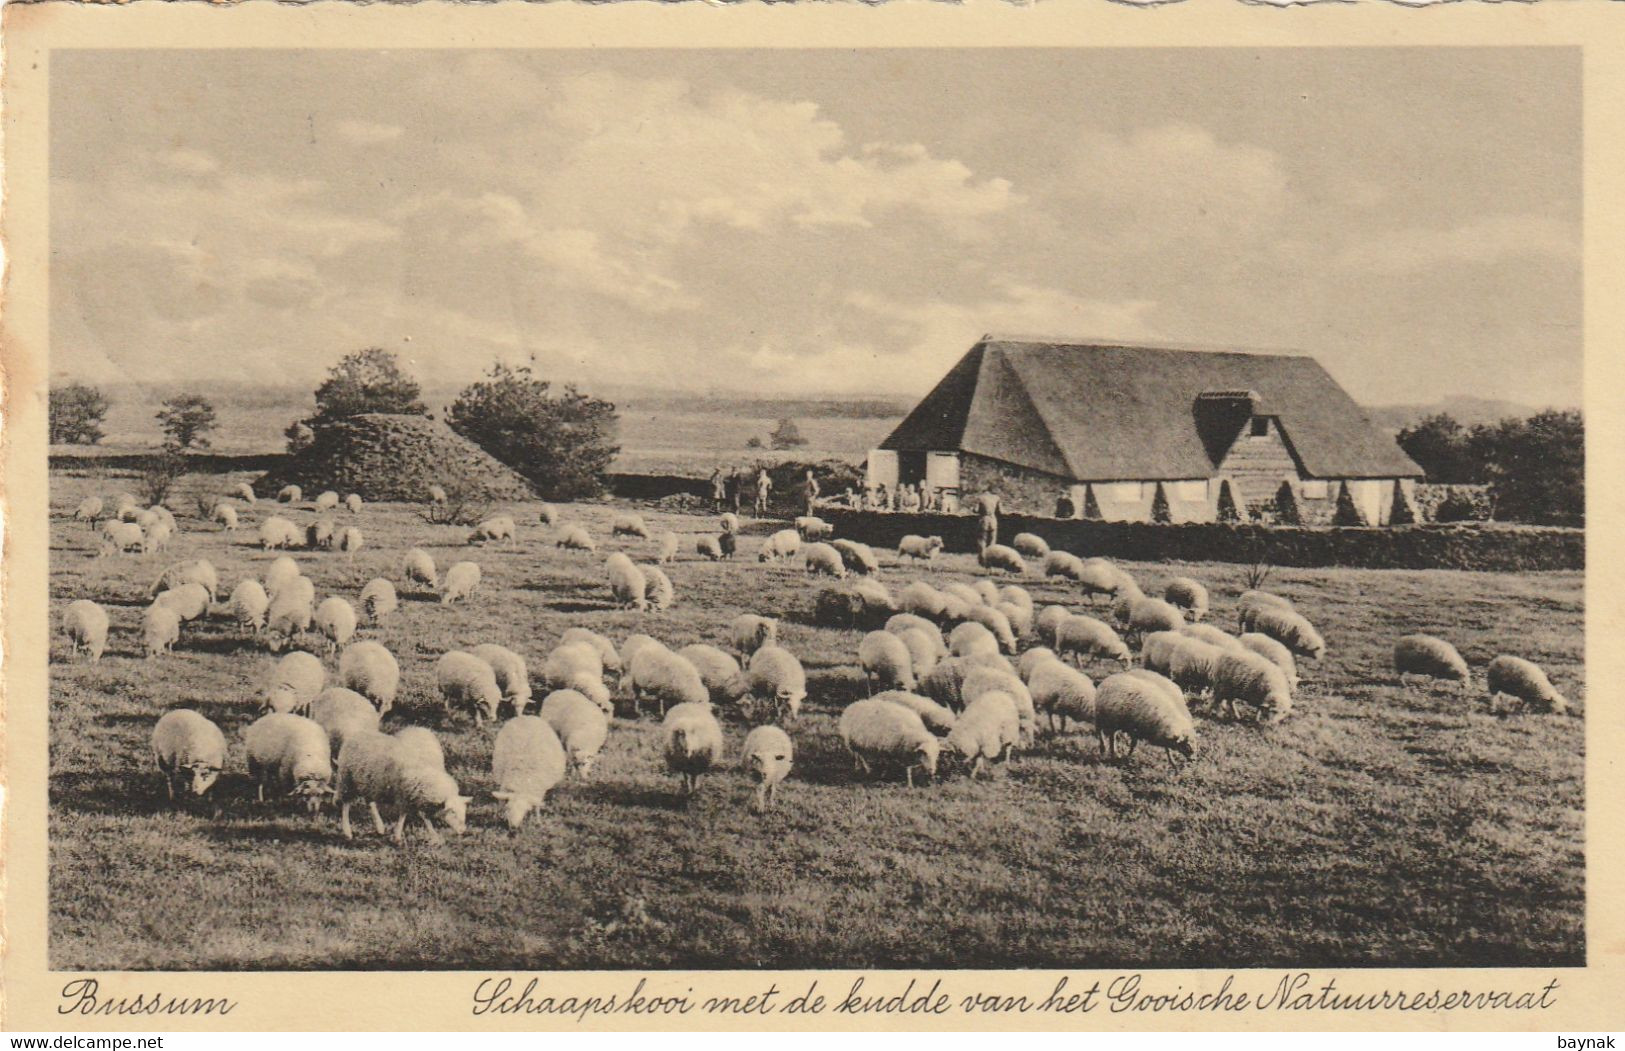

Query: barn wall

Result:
[1217,416,1300,511]
[958,453,1073,517]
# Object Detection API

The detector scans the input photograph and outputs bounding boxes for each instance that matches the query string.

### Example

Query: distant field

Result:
[47,470,1584,970]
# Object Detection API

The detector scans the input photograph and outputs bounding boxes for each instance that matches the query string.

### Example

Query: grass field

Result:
[47,470,1585,971]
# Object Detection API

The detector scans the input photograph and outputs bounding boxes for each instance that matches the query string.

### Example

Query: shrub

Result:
[420,476,492,527]
[1216,478,1242,523]
[1270,481,1302,526]
[446,363,620,500]
[284,419,315,455]
[156,393,218,452]
[1082,484,1102,521]
[313,348,428,421]
[1150,482,1172,524]
[1390,482,1418,526]
[49,383,110,445]
[770,418,809,450]
[1434,491,1484,523]
[1332,481,1368,527]
[136,451,187,506]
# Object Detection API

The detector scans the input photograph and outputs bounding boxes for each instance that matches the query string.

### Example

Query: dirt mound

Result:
[254,414,536,502]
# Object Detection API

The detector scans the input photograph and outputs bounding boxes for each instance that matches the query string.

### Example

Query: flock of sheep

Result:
[58,482,1572,847]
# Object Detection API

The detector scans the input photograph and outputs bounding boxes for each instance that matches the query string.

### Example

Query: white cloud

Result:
[1336,214,1579,275]
[334,119,403,146]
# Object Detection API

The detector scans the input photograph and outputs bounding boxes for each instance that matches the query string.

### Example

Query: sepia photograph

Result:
[34,42,1585,978]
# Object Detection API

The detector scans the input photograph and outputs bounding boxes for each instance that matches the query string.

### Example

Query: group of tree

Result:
[1396,409,1584,525]
[50,382,219,453]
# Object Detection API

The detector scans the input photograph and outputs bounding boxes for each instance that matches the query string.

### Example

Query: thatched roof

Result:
[880,336,1423,481]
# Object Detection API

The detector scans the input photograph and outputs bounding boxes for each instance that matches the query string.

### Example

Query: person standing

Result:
[801,470,820,516]
[975,488,1002,551]
[755,468,773,515]
[710,468,726,513]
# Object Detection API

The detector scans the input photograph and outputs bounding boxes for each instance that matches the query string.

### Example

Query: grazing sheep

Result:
[1127,596,1186,638]
[335,527,364,558]
[141,519,174,554]
[999,584,1034,613]
[142,604,182,658]
[1180,623,1245,652]
[1055,615,1131,666]
[840,699,940,787]
[898,535,944,562]
[664,702,726,798]
[98,521,146,557]
[645,566,675,611]
[628,646,710,717]
[471,643,533,714]
[812,584,876,630]
[154,583,212,625]
[893,626,943,680]
[1139,631,1185,678]
[1394,634,1470,686]
[403,548,439,592]
[544,641,606,695]
[677,644,749,706]
[898,581,948,621]
[605,553,649,611]
[1110,587,1149,631]
[468,515,518,546]
[1238,632,1299,691]
[1011,533,1050,560]
[746,645,808,721]
[874,690,958,735]
[965,604,1018,654]
[277,485,302,504]
[151,558,219,602]
[572,677,614,717]
[440,561,482,604]
[1212,650,1295,724]
[340,641,401,713]
[961,666,1037,744]
[314,491,340,511]
[245,712,332,812]
[741,725,794,811]
[1017,646,1060,682]
[886,612,944,646]
[1247,606,1326,660]
[944,582,985,609]
[539,690,611,778]
[396,726,450,774]
[491,716,569,829]
[259,515,301,550]
[264,590,314,653]
[62,599,110,661]
[149,505,177,532]
[306,518,336,550]
[1164,578,1209,622]
[859,630,916,694]
[696,535,725,561]
[336,730,468,845]
[263,555,301,600]
[111,492,139,517]
[654,531,679,564]
[1036,605,1073,648]
[556,525,597,552]
[314,596,358,653]
[211,504,239,531]
[720,512,740,535]
[831,539,880,576]
[978,544,1027,576]
[359,578,398,624]
[617,633,664,678]
[948,621,1000,660]
[612,513,653,539]
[1487,655,1570,714]
[263,651,327,715]
[310,687,382,757]
[1043,550,1085,582]
[561,627,622,676]
[1029,660,1097,732]
[1167,637,1228,697]
[344,493,363,513]
[918,656,973,711]
[234,482,258,506]
[758,529,802,563]
[437,651,504,723]
[995,600,1033,640]
[151,709,227,803]
[73,497,104,524]
[729,614,778,659]
[712,529,732,559]
[1236,590,1295,631]
[536,503,557,525]
[795,516,834,542]
[1096,672,1197,768]
[945,691,1022,777]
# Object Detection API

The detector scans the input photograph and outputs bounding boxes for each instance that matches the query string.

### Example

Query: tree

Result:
[284,419,315,455]
[1471,409,1584,525]
[1389,481,1418,526]
[1082,484,1102,521]
[137,451,187,506]
[156,393,218,452]
[1396,413,1481,484]
[49,383,110,445]
[1332,481,1367,527]
[770,418,809,450]
[312,348,428,422]
[1216,478,1242,523]
[1270,480,1301,525]
[1150,482,1172,524]
[446,362,620,500]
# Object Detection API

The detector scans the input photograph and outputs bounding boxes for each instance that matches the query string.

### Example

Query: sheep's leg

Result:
[421,813,444,844]
[369,801,386,835]
[391,814,410,845]
[1125,734,1139,757]
[971,757,984,780]
[906,766,916,789]
[256,781,266,804]
[340,802,355,840]
[1166,748,1181,773]
[1097,731,1110,757]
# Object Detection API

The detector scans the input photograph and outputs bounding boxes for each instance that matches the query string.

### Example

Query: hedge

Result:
[821,510,1583,572]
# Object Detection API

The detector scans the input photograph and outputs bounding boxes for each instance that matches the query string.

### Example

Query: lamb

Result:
[468,515,517,545]
[628,645,710,716]
[894,627,942,680]
[1238,632,1299,692]
[403,548,438,592]
[944,691,1021,777]
[948,621,1000,660]
[62,600,110,661]
[233,482,258,505]
[1487,655,1570,714]
[277,485,302,504]
[99,521,146,556]
[556,525,597,552]
[961,666,1037,744]
[1246,606,1326,660]
[1394,634,1470,686]
[741,725,794,811]
[471,643,533,714]
[1095,672,1198,768]
[695,535,724,561]
[1127,596,1186,639]
[142,603,182,658]
[1054,615,1132,666]
[336,730,469,845]
[839,699,939,787]
[335,527,364,558]
[874,690,958,735]
[612,513,653,539]
[340,641,401,713]
[978,544,1027,576]
[151,558,219,602]
[154,583,212,624]
[898,535,944,562]
[644,565,675,611]
[746,645,808,720]
[965,604,1019,654]
[1212,650,1294,723]
[729,614,778,659]
[244,712,332,812]
[831,539,881,576]
[212,504,239,531]
[898,581,948,621]
[151,709,227,803]
[315,490,341,511]
[758,529,801,563]
[664,702,726,798]
[263,555,302,600]
[537,503,557,525]
[440,561,482,605]
[309,687,382,756]
[560,627,622,676]
[720,512,740,535]
[795,516,833,542]
[677,644,749,706]
[539,690,611,778]
[313,596,358,653]
[306,518,336,550]
[654,531,679,564]
[491,715,569,829]
[345,493,364,514]
[605,553,649,611]
[259,515,301,550]
[263,590,314,652]
[262,651,327,715]
[1028,660,1097,732]
[1011,533,1050,560]
[1164,577,1209,622]
[1036,605,1073,648]
[359,578,398,624]
[859,630,916,694]
[436,651,504,723]
[73,496,104,524]
[1236,589,1295,631]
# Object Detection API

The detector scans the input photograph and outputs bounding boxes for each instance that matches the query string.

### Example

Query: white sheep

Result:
[141,520,174,555]
[306,518,336,550]
[1029,659,1097,732]
[831,539,880,576]
[212,504,239,531]
[661,701,726,799]
[1035,605,1073,648]
[233,482,258,506]
[278,485,302,504]
[151,709,227,803]
[1247,606,1326,660]
[314,596,358,653]
[1127,596,1186,638]
[1237,632,1299,692]
[62,599,109,662]
[758,529,801,563]
[245,712,332,812]
[536,503,557,525]
[73,496,104,524]
[358,578,398,624]
[98,521,145,557]
[153,584,211,626]
[539,689,611,777]
[972,577,1001,605]
[999,584,1034,613]
[961,666,1037,744]
[471,643,533,714]
[1011,533,1050,560]
[978,544,1027,576]
[886,612,943,646]
[1236,589,1294,631]
[746,645,808,720]
[795,516,833,542]
[859,630,916,694]
[1180,623,1245,653]
[893,626,944,680]
[918,656,973,711]
[1095,672,1197,768]
[440,561,482,605]
[1017,646,1059,682]
[312,490,339,511]
[948,621,1000,660]
[149,505,177,532]
[337,730,469,845]
[897,581,948,621]
[336,527,364,559]
[873,690,957,736]
[676,643,749,707]
[628,645,709,716]
[1167,637,1228,697]
[965,604,1018,654]
[437,651,504,723]
[561,627,621,675]
[345,493,364,513]
[1139,630,1185,678]
[1054,615,1131,666]
[1044,550,1085,582]
[898,535,943,562]
[720,512,740,535]
[111,492,139,516]
[264,591,314,653]
[262,651,326,715]
[741,725,794,811]
[556,525,597,552]
[151,558,219,602]
[572,677,614,717]
[469,515,517,545]
[1212,650,1294,724]
[143,604,181,658]
[403,548,439,592]
[729,614,778,659]
[696,535,724,561]
[259,515,301,550]
[605,553,649,611]
[309,687,382,757]
[945,691,1021,778]
[654,531,680,564]
[220,578,268,634]
[395,726,448,775]
[995,600,1033,640]
[943,582,984,609]
[339,640,401,713]
[1164,577,1209,622]
[1110,586,1149,630]
[1394,634,1470,686]
[492,715,569,829]
[840,699,940,787]
[617,634,664,681]
[1487,655,1570,714]
[645,565,675,611]
[612,513,653,539]
[263,555,301,600]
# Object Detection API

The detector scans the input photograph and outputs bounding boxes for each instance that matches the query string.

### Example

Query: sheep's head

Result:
[187,763,221,798]
[915,739,941,780]
[295,776,330,814]
[572,749,598,779]
[441,793,471,833]
[263,683,300,714]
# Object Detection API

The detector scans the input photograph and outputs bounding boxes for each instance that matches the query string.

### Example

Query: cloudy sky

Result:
[50,48,1580,406]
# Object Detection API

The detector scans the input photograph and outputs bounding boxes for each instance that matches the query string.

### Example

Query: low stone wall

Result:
[821,509,1583,572]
